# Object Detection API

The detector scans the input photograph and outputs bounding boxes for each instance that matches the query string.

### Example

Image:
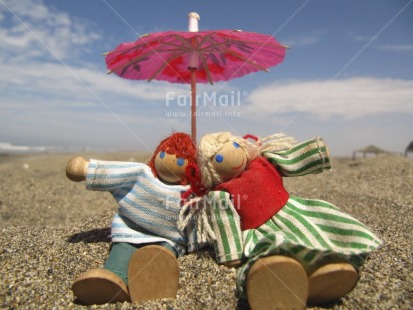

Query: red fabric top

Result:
[216,157,289,230]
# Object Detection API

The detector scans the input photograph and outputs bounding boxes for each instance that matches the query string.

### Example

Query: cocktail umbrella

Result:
[105,12,287,142]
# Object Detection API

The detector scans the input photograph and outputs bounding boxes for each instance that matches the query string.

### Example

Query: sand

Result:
[0,152,412,309]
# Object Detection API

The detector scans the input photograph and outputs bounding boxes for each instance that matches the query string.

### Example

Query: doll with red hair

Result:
[66,132,202,305]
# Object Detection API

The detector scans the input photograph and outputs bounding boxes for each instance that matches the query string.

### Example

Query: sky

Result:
[0,0,412,156]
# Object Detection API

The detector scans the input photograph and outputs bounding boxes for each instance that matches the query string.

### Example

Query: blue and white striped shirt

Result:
[86,159,201,256]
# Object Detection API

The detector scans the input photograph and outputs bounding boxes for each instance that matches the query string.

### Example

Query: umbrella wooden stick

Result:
[188,12,200,143]
[190,68,197,143]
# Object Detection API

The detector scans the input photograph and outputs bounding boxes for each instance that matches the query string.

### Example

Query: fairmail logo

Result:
[165,90,247,107]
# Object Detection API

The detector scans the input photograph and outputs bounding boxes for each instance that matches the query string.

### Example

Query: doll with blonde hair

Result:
[186,131,382,310]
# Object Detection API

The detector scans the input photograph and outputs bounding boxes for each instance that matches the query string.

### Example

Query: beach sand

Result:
[0,152,412,309]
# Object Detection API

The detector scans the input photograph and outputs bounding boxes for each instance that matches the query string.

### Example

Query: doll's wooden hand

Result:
[66,157,89,182]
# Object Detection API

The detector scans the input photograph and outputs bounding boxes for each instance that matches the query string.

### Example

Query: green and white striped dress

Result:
[207,138,382,297]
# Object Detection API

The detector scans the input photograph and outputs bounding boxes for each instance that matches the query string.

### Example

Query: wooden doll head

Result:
[197,132,296,189]
[149,132,196,184]
[197,132,259,188]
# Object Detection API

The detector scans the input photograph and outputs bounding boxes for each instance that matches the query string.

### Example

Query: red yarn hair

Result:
[149,132,196,184]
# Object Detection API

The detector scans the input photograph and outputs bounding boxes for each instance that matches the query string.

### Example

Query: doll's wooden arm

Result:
[66,157,89,182]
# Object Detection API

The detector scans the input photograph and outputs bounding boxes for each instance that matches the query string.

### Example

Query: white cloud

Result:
[0,57,191,109]
[377,44,413,52]
[348,31,413,53]
[244,77,413,120]
[0,0,218,149]
[283,36,318,47]
[0,0,101,61]
[3,0,49,21]
[0,0,198,122]
[349,34,373,43]
[282,30,325,47]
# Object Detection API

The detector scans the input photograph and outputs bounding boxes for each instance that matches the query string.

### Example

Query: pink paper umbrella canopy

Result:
[105,13,287,142]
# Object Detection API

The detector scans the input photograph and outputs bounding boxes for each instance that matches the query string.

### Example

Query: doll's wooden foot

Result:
[246,255,308,310]
[221,259,241,268]
[72,268,130,305]
[128,245,179,303]
[307,262,358,305]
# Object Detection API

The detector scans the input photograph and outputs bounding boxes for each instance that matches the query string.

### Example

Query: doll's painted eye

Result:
[159,151,165,159]
[215,154,224,163]
[177,158,185,167]
[233,142,240,148]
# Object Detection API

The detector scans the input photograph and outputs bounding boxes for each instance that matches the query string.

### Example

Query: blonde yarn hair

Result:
[178,131,296,243]
[198,132,296,188]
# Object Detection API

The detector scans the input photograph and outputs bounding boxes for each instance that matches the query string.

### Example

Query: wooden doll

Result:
[194,132,382,310]
[66,132,202,305]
